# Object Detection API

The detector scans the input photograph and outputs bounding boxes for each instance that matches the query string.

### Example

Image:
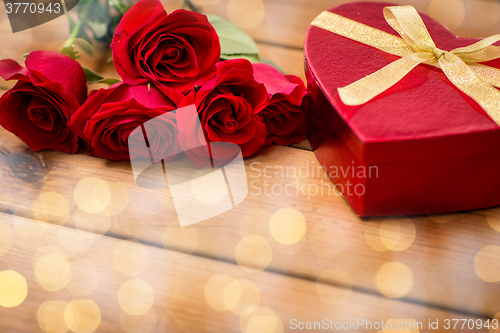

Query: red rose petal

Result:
[25,51,87,105]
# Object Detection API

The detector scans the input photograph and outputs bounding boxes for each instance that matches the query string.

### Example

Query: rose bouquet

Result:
[0,0,308,164]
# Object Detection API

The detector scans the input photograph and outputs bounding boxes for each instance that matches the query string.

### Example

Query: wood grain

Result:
[2,0,500,331]
[0,126,499,317]
[0,212,492,332]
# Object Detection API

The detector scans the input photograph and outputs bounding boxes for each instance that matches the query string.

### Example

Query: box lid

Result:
[304,2,500,164]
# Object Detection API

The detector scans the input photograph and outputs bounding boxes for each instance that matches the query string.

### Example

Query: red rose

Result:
[253,63,308,145]
[178,59,268,166]
[0,51,86,153]
[68,82,184,161]
[111,0,220,93]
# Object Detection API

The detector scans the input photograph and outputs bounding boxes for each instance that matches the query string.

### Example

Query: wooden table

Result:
[1,0,500,332]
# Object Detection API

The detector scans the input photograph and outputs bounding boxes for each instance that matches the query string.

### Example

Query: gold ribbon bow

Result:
[311,6,500,125]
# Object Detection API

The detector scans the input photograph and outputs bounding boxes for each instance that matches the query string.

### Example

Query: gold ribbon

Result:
[311,6,500,125]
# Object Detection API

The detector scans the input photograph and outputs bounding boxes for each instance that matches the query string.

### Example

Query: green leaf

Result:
[221,53,261,63]
[96,78,121,86]
[82,67,104,83]
[60,45,80,60]
[73,38,94,56]
[261,58,284,74]
[207,14,260,56]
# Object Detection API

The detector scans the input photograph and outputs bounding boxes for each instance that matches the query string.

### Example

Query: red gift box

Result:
[305,1,500,216]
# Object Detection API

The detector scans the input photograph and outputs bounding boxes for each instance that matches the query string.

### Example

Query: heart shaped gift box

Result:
[305,2,500,216]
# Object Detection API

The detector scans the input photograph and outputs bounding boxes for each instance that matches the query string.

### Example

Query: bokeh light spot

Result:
[34,191,70,226]
[118,279,155,316]
[205,274,236,311]
[240,307,282,333]
[486,213,500,232]
[227,0,265,29]
[0,270,28,308]
[474,245,500,282]
[64,300,101,333]
[235,236,273,272]
[380,217,416,251]
[32,245,67,271]
[112,240,149,276]
[224,279,260,315]
[364,219,387,251]
[376,262,414,298]
[37,300,68,333]
[379,218,401,249]
[269,208,306,245]
[429,0,465,30]
[74,177,111,214]
[34,253,71,291]
[365,217,415,251]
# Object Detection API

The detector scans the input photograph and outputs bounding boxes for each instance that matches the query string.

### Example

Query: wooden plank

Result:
[0,212,492,332]
[0,127,500,317]
[2,0,500,322]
